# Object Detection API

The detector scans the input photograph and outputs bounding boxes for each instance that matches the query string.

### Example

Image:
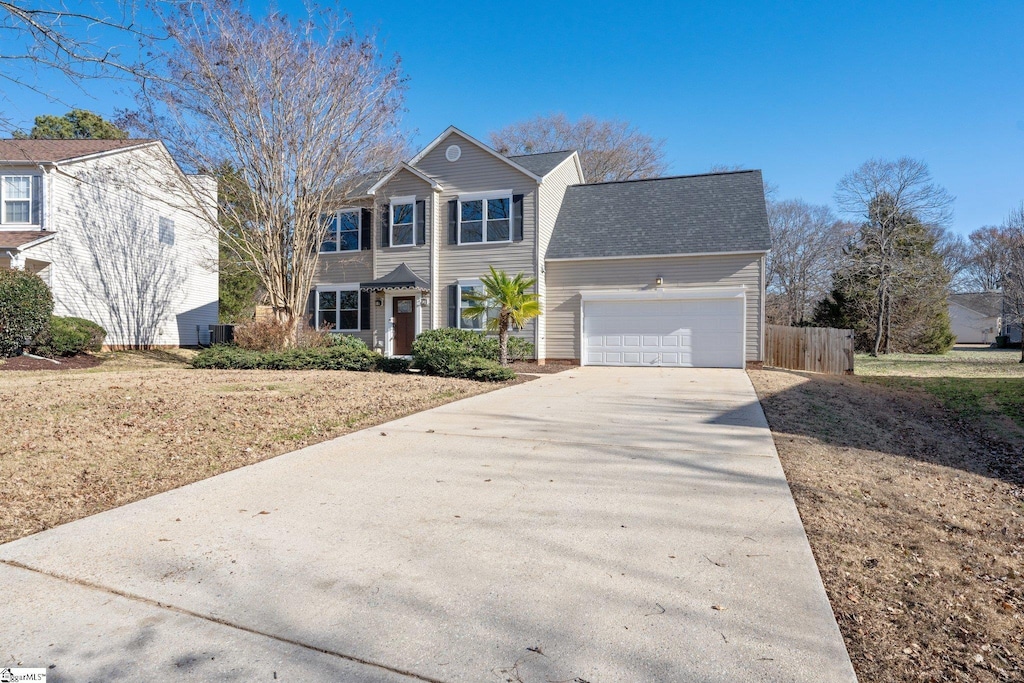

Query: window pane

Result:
[393,203,413,225]
[461,200,482,222]
[461,221,482,243]
[460,285,483,329]
[338,290,359,310]
[321,216,337,252]
[338,211,359,231]
[4,176,30,199]
[319,291,336,310]
[5,201,30,223]
[318,311,337,329]
[392,224,414,245]
[339,232,358,251]
[338,310,358,330]
[487,219,509,242]
[487,198,509,220]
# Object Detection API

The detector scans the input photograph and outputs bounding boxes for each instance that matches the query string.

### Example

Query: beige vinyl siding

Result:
[534,155,583,359]
[545,253,766,362]
[34,145,218,347]
[417,133,540,342]
[375,169,432,292]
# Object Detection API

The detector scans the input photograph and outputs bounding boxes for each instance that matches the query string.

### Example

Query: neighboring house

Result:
[948,292,1020,344]
[314,126,770,368]
[0,139,218,347]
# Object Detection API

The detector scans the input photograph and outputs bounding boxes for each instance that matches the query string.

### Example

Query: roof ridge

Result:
[507,149,575,158]
[574,169,759,187]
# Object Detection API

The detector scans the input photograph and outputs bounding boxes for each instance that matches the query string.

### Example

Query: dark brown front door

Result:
[393,296,416,355]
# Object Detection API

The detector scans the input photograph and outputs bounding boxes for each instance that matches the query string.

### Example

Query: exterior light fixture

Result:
[655,276,664,286]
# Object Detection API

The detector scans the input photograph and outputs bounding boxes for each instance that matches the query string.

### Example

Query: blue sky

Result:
[3,1,1022,235]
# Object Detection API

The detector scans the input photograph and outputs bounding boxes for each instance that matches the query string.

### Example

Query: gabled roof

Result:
[360,263,429,292]
[367,162,442,195]
[0,230,55,250]
[547,170,771,260]
[507,150,577,177]
[408,127,542,182]
[0,139,157,164]
[949,292,1003,318]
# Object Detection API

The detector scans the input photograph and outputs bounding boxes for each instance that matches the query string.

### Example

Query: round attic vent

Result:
[445,144,462,162]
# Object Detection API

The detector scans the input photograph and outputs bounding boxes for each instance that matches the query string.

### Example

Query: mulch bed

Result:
[0,354,105,371]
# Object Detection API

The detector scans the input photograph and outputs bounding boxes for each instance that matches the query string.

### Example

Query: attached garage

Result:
[581,288,746,368]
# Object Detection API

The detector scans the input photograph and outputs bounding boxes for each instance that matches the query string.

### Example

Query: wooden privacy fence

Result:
[765,325,855,375]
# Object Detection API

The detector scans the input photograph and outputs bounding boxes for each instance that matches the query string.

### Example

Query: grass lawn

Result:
[749,347,1024,682]
[0,350,497,546]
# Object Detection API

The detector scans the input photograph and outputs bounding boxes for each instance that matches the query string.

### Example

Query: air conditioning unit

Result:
[209,324,235,345]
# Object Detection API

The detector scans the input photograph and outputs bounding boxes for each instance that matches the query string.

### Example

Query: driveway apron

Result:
[0,367,857,682]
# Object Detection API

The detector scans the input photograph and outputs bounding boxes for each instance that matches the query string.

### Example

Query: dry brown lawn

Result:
[0,351,495,545]
[750,366,1023,682]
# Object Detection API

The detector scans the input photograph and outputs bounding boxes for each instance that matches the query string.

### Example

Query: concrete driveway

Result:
[0,368,856,682]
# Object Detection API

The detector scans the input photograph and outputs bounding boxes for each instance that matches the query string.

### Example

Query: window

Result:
[458,192,511,244]
[390,197,415,247]
[317,287,359,331]
[159,217,175,246]
[2,175,32,225]
[458,280,485,330]
[321,209,360,253]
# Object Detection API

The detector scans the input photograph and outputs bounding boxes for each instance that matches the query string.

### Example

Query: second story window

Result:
[390,197,415,247]
[459,192,511,244]
[2,175,33,225]
[322,209,360,253]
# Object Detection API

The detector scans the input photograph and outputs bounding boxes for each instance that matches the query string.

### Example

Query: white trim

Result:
[1,173,35,226]
[367,162,441,195]
[579,287,747,368]
[7,232,55,252]
[407,127,543,182]
[389,197,416,247]
[547,249,769,263]
[385,290,422,356]
[319,208,361,254]
[457,193,513,245]
[314,282,361,332]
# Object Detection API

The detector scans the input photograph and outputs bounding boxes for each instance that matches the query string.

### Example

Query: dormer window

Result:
[458,191,512,244]
[322,209,360,252]
[2,175,36,225]
[390,197,415,247]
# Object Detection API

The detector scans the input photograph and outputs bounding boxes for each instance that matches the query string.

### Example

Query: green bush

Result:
[190,342,379,372]
[0,269,53,357]
[31,316,107,357]
[377,356,411,373]
[411,328,532,374]
[453,356,516,382]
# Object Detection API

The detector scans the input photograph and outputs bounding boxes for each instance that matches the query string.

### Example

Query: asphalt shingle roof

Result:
[547,170,771,259]
[507,150,575,177]
[0,139,154,163]
[0,230,54,250]
[949,292,1003,317]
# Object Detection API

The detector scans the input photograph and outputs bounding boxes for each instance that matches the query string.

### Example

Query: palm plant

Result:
[463,267,542,366]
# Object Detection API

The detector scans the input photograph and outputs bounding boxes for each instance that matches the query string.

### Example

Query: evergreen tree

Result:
[14,109,127,139]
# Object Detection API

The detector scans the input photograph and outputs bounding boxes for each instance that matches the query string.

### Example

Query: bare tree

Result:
[127,1,406,343]
[962,225,1013,292]
[0,1,156,128]
[1001,204,1024,362]
[765,199,846,325]
[834,158,954,355]
[490,113,667,182]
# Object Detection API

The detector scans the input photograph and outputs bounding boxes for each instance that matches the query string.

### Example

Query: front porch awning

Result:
[0,230,54,252]
[360,263,429,292]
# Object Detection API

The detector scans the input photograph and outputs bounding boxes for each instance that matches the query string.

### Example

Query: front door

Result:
[393,296,416,355]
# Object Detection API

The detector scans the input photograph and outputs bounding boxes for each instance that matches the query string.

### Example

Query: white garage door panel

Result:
[584,297,744,368]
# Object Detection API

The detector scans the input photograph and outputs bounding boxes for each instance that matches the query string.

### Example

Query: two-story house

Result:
[312,126,770,368]
[0,139,218,348]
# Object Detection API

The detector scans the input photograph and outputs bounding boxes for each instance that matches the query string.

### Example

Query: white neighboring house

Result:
[948,292,1003,344]
[0,139,218,347]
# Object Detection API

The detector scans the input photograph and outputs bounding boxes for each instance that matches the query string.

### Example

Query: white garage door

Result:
[583,296,745,368]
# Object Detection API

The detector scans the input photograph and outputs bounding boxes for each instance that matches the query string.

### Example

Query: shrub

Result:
[233,318,288,351]
[0,269,53,357]
[411,328,492,376]
[327,334,371,350]
[453,356,516,382]
[190,343,379,372]
[31,316,107,357]
[376,356,411,374]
